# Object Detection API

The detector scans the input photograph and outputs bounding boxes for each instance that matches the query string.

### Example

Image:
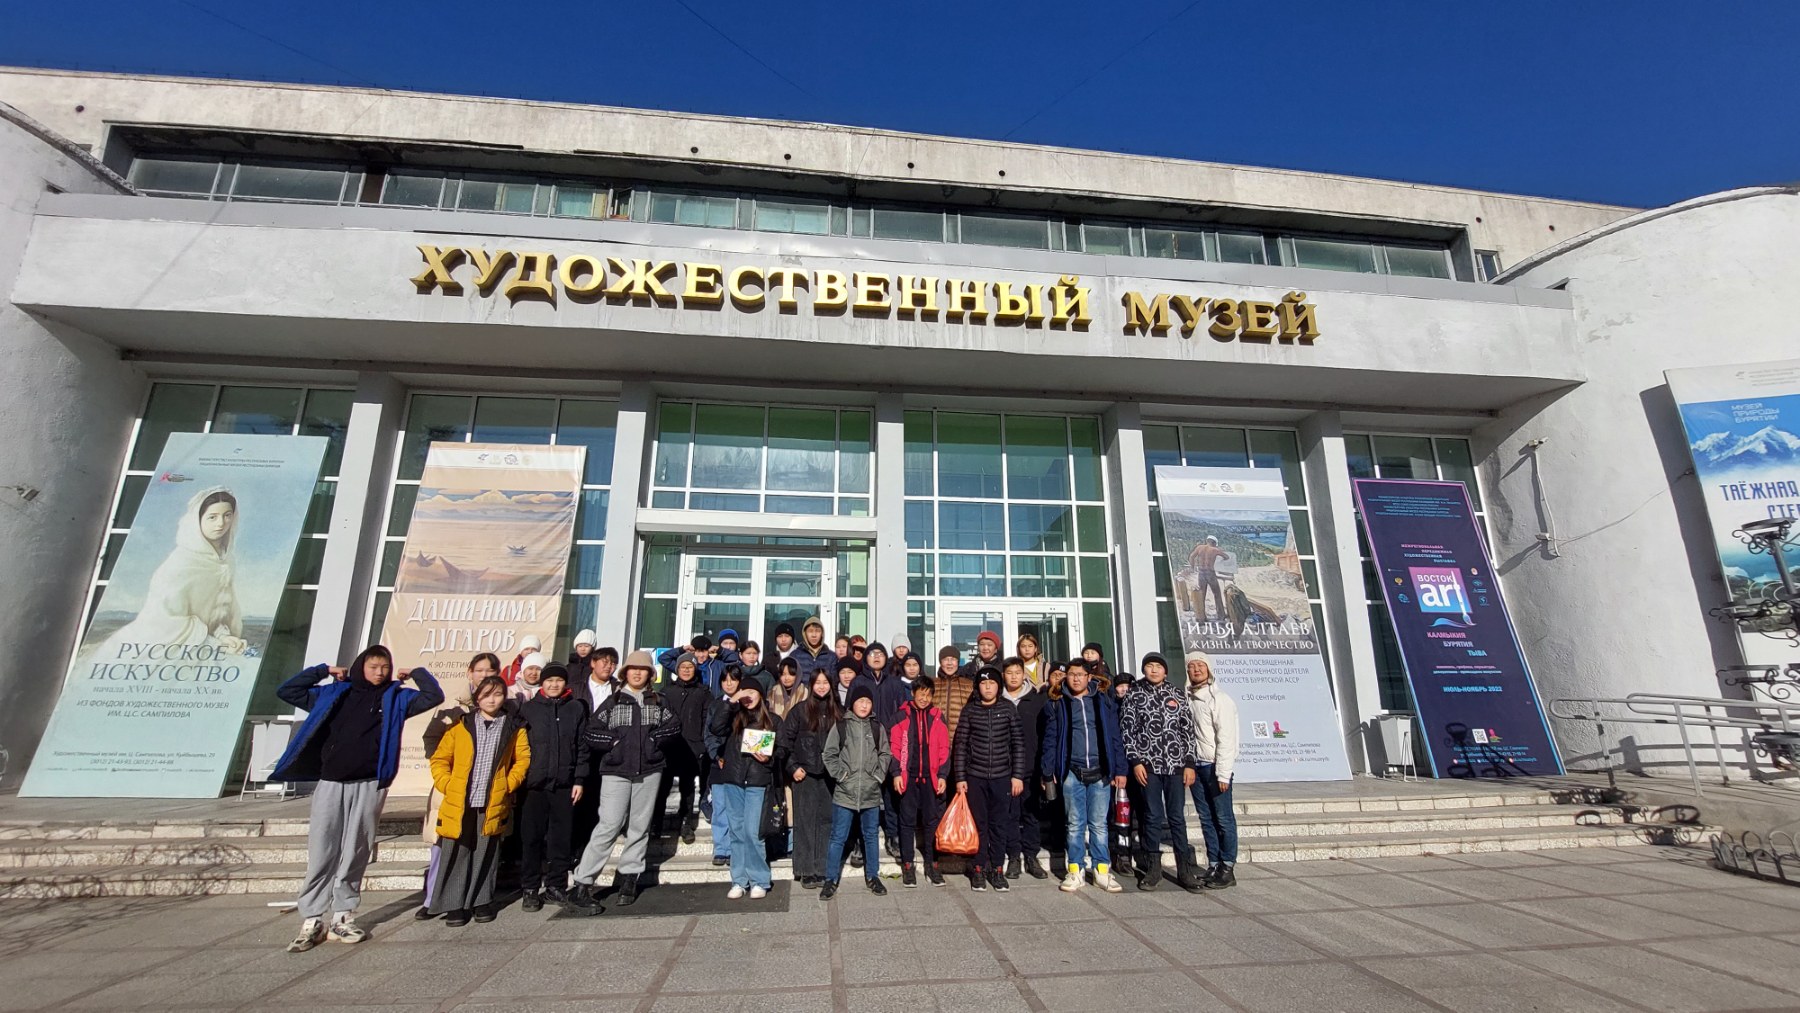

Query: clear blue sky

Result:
[6,0,1795,208]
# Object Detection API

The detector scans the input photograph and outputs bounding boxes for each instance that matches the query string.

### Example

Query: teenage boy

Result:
[952,667,1026,893]
[566,651,681,913]
[890,677,949,887]
[1000,657,1051,880]
[1041,659,1128,893]
[821,684,892,900]
[1185,651,1240,889]
[1119,652,1206,893]
[653,653,712,843]
[770,622,800,667]
[517,664,589,911]
[935,645,974,743]
[737,640,773,692]
[574,648,619,713]
[793,616,838,684]
[275,647,444,951]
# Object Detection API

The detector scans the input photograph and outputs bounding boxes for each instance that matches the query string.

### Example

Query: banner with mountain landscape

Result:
[1667,357,1800,669]
[1153,466,1351,781]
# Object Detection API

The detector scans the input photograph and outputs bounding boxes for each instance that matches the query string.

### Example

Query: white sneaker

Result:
[749,886,767,899]
[286,917,326,953]
[1096,864,1124,894]
[1059,870,1083,893]
[727,885,746,900]
[327,914,367,944]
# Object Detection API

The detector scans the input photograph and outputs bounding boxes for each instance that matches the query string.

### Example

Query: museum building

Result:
[0,66,1792,785]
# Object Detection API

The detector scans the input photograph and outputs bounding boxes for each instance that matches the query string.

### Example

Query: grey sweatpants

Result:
[296,779,385,918]
[573,773,662,883]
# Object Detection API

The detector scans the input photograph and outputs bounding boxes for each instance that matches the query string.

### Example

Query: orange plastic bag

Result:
[936,791,981,855]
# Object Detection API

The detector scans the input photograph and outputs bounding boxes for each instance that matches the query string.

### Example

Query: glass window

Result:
[1005,416,1071,501]
[1248,429,1306,508]
[557,400,619,485]
[766,408,836,493]
[231,163,350,203]
[1008,504,1072,552]
[1070,418,1104,503]
[1181,426,1249,469]
[552,183,605,218]
[1144,226,1207,261]
[1434,438,1482,511]
[130,383,214,470]
[1143,424,1182,494]
[456,176,538,214]
[1345,434,1376,479]
[1372,435,1436,479]
[1384,245,1452,279]
[940,554,1005,597]
[751,198,832,235]
[691,404,765,490]
[870,208,945,242]
[939,502,1005,551]
[398,394,473,481]
[129,156,220,196]
[904,411,935,496]
[1476,251,1503,282]
[1011,554,1073,597]
[301,389,354,476]
[472,397,556,444]
[212,386,302,435]
[958,213,1051,250]
[649,192,737,229]
[1289,237,1379,274]
[838,411,871,495]
[1216,232,1268,265]
[905,500,934,549]
[1080,223,1131,256]
[936,413,1003,499]
[654,402,694,487]
[380,170,447,208]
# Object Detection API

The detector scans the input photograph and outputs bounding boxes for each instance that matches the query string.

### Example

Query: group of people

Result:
[270,619,1241,952]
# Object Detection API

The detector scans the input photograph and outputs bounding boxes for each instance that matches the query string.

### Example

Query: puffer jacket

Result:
[951,699,1026,782]
[1121,677,1198,775]
[824,714,890,810]
[520,689,590,789]
[792,642,840,684]
[429,712,530,840]
[662,676,711,765]
[935,671,977,741]
[1187,681,1241,783]
[586,687,682,781]
[888,701,949,791]
[707,698,777,788]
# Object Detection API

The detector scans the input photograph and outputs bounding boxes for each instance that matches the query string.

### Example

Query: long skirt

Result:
[789,773,833,880]
[428,807,502,914]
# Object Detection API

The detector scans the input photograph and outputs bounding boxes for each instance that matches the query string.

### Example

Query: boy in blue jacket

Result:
[273,645,443,952]
[1040,658,1128,893]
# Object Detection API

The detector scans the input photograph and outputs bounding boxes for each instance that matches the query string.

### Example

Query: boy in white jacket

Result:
[1184,651,1240,889]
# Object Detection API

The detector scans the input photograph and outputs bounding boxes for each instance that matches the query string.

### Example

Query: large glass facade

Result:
[90,382,352,713]
[370,394,617,649]
[651,402,872,516]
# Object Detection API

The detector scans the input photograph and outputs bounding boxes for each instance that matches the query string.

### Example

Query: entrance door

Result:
[677,553,837,647]
[935,601,1081,666]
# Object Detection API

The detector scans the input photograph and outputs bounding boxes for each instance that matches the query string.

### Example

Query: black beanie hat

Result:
[938,644,960,661]
[775,622,796,638]
[974,665,1003,685]
[847,683,875,710]
[1140,652,1168,672]
[836,658,862,676]
[1082,641,1105,656]
[541,663,570,682]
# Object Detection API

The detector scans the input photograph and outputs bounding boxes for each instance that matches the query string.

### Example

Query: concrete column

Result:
[1297,410,1381,772]
[307,371,404,663]
[594,386,651,651]
[872,393,908,647]
[1103,402,1160,670]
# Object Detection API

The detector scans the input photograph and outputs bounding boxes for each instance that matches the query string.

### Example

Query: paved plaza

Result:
[3,843,1798,1012]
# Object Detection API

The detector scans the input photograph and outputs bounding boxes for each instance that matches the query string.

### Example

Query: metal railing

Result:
[1548,692,1800,797]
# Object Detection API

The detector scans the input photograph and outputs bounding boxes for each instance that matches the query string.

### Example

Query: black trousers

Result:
[1013,778,1046,859]
[896,778,941,866]
[572,769,604,852]
[654,750,708,828]
[517,786,573,892]
[789,773,833,879]
[964,777,1018,873]
[880,780,900,846]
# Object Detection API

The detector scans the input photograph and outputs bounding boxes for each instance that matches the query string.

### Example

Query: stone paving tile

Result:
[1498,862,1692,896]
[1257,908,1473,958]
[1381,901,1609,949]
[1387,868,1587,901]
[468,939,673,997]
[1198,961,1444,1012]
[538,911,691,940]
[958,884,1116,925]
[1643,934,1800,996]
[1359,952,1640,1012]
[649,991,836,1013]
[844,979,1033,1013]
[58,947,315,1010]
[1345,854,1480,873]
[839,925,1000,985]
[1606,858,1761,890]
[1129,913,1327,965]
[1509,943,1800,1011]
[662,931,833,993]
[283,940,510,1003]
[989,918,1153,976]
[1619,887,1800,932]
[1302,871,1480,908]
[1264,857,1384,877]
[1026,968,1234,1012]
[1202,876,1365,914]
[0,978,127,1012]
[451,1001,641,1013]
[834,889,972,930]
[685,904,825,937]
[1439,850,1570,869]
[1497,894,1742,942]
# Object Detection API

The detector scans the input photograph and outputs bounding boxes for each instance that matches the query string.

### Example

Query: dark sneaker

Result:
[867,877,888,896]
[472,904,497,923]
[712,856,729,867]
[820,880,839,901]
[520,892,544,913]
[543,883,568,905]
[969,868,988,892]
[413,906,436,921]
[445,909,471,927]
[801,875,822,890]
[849,850,865,870]
[1207,865,1237,889]
[989,870,1010,892]
[902,863,917,888]
[884,836,899,859]
[1138,870,1161,892]
[679,818,698,845]
[926,862,945,887]
[1024,854,1049,880]
[1005,856,1022,880]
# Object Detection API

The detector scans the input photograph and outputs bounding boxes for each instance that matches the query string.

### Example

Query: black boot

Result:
[1207,863,1237,889]
[615,872,641,906]
[679,815,698,845]
[1175,853,1208,894]
[562,883,604,915]
[521,890,544,913]
[1138,852,1162,891]
[1023,854,1049,880]
[1005,855,1022,880]
[543,883,568,905]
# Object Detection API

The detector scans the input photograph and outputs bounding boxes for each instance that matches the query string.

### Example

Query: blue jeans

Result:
[1061,772,1111,870]
[1141,771,1196,864]
[710,779,734,860]
[826,804,881,884]
[1189,763,1237,865]
[714,783,770,889]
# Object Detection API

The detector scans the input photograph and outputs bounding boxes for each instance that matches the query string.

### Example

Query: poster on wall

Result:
[1353,479,1562,779]
[1153,466,1351,782]
[380,442,585,793]
[1666,357,1800,669]
[22,433,327,798]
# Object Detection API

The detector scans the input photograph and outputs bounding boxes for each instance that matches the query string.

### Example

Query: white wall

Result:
[1481,188,1800,769]
[0,107,144,789]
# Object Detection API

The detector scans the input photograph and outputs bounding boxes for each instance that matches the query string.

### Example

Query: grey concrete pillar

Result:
[308,371,404,664]
[1297,410,1381,772]
[595,386,651,651]
[872,393,908,647]
[1103,402,1159,670]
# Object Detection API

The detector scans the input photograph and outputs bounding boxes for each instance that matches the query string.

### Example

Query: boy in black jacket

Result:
[1000,657,1052,881]
[951,667,1026,893]
[517,665,589,910]
[654,654,712,843]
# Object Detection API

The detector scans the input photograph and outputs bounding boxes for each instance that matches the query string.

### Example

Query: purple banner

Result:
[1353,479,1563,778]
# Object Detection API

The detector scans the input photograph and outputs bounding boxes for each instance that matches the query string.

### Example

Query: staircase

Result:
[0,779,1707,899]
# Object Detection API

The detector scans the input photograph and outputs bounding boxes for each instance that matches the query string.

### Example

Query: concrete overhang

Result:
[12,195,1584,415]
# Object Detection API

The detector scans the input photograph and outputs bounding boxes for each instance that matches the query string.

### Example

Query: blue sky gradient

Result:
[5,0,1794,208]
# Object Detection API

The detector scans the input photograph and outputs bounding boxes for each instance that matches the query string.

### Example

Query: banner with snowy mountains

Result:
[1666,358,1800,665]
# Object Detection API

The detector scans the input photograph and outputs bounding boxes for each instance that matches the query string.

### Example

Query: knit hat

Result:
[520,651,547,672]
[1185,650,1212,667]
[893,636,912,650]
[691,634,713,652]
[866,641,887,657]
[1082,641,1105,656]
[675,652,699,673]
[977,631,1002,650]
[541,663,570,683]
[974,665,1003,685]
[1140,652,1168,672]
[520,634,543,652]
[574,629,597,648]
[846,683,875,710]
[836,658,862,676]
[775,622,796,638]
[622,650,655,674]
[719,628,740,643]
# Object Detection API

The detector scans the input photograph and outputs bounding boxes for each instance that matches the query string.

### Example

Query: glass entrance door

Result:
[677,553,837,647]
[935,601,1081,665]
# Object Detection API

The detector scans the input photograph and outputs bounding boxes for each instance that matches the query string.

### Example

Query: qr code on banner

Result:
[1251,721,1272,740]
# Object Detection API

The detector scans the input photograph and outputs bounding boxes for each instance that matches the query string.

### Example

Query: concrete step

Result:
[1233,789,1557,816]
[1238,822,1709,862]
